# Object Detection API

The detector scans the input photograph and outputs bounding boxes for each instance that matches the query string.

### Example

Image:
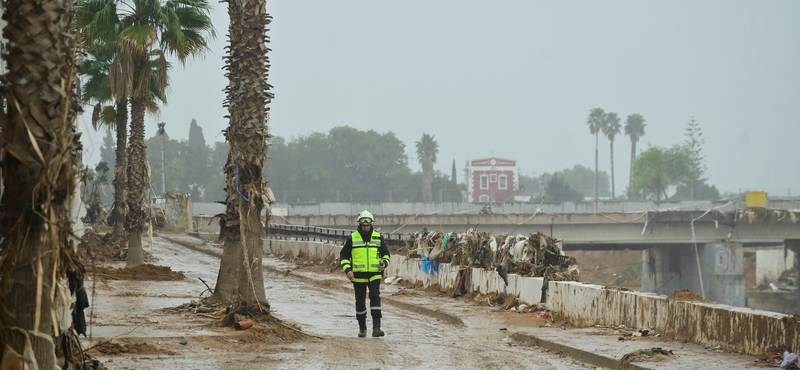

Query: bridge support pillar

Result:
[642,243,745,306]
[787,240,800,313]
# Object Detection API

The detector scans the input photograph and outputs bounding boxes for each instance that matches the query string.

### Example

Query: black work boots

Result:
[372,318,385,337]
[358,317,367,337]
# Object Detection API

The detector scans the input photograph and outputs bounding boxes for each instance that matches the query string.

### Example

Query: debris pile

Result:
[404,228,579,282]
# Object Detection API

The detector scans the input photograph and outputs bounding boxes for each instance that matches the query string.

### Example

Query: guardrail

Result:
[268,224,409,247]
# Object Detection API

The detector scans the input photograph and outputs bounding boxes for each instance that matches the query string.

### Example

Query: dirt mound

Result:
[90,340,176,356]
[76,230,157,264]
[88,264,186,281]
[233,316,305,344]
[667,288,708,303]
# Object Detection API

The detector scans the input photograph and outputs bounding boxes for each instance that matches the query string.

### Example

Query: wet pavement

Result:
[82,234,597,369]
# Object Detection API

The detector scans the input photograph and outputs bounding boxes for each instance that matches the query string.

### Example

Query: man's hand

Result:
[379,262,386,272]
[346,271,354,281]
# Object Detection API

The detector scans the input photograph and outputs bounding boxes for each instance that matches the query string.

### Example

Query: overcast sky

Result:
[77,0,800,197]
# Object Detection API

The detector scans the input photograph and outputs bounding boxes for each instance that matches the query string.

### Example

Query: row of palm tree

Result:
[586,108,646,199]
[75,0,215,266]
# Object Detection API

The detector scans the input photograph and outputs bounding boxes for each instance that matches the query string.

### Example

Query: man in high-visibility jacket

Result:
[340,210,391,337]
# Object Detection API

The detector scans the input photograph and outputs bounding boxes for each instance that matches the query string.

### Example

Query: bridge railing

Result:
[268,224,410,248]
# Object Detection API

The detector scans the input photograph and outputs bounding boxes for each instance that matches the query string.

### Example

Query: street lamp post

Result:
[157,122,166,196]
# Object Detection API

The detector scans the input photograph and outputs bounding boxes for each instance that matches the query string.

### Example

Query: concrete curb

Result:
[163,236,465,327]
[510,332,649,370]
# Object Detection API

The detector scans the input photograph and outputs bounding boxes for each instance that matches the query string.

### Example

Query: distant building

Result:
[463,157,519,202]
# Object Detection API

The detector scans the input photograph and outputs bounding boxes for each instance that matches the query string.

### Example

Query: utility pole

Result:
[157,122,167,195]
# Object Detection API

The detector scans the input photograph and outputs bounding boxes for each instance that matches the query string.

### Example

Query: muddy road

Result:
[82,235,595,369]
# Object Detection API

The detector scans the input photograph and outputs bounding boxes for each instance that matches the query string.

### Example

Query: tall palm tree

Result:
[77,0,215,266]
[416,133,439,202]
[603,112,621,199]
[77,39,169,238]
[0,0,80,364]
[586,108,606,200]
[211,0,272,304]
[624,113,646,195]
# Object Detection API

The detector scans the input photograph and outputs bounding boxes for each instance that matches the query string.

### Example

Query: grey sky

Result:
[78,0,800,197]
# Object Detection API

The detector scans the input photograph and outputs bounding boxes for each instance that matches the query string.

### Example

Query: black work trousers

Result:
[353,279,381,321]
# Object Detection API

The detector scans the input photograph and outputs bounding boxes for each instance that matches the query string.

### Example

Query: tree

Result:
[586,108,607,200]
[212,0,271,305]
[416,133,439,202]
[630,145,692,200]
[603,112,621,199]
[684,117,707,200]
[624,113,646,197]
[0,0,80,363]
[85,0,214,267]
[186,119,210,201]
[100,128,116,168]
[451,159,457,188]
[545,173,584,202]
[76,40,130,237]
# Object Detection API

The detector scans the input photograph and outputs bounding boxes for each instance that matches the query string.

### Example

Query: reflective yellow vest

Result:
[351,231,383,273]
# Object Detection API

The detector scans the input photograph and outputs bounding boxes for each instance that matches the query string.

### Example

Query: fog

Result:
[77,0,800,196]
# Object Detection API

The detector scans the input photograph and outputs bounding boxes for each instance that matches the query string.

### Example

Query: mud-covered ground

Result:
[77,233,597,370]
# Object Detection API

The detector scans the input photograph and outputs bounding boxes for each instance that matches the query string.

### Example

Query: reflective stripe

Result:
[356,310,367,315]
[353,264,365,268]
[352,278,370,283]
[369,275,382,282]
[370,307,381,311]
[371,264,380,268]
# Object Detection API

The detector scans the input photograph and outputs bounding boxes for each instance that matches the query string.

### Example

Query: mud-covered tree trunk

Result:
[610,139,615,199]
[216,0,273,303]
[126,54,150,267]
[112,98,128,237]
[0,0,79,363]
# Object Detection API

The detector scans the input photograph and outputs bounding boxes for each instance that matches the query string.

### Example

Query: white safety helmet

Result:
[357,210,374,225]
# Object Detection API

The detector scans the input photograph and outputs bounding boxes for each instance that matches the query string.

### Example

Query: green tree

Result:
[684,117,707,200]
[624,113,646,197]
[415,133,439,202]
[185,119,210,201]
[603,112,621,199]
[586,108,607,200]
[630,145,692,200]
[545,173,584,202]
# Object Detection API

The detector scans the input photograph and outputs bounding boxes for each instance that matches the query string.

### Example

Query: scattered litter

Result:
[619,347,675,366]
[782,350,799,369]
[499,328,507,331]
[536,311,549,318]
[179,340,188,345]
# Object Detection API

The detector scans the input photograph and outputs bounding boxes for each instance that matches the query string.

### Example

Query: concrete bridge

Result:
[274,209,800,309]
[277,209,800,251]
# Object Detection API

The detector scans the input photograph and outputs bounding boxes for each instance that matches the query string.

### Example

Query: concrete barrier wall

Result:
[548,281,797,356]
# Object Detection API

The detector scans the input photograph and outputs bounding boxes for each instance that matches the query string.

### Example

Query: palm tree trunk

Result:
[610,139,615,199]
[219,0,272,303]
[594,132,599,200]
[112,98,128,238]
[629,140,636,194]
[212,146,240,302]
[126,55,149,267]
[0,0,78,362]
[422,160,432,202]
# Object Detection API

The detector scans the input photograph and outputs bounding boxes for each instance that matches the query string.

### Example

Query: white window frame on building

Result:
[479,194,490,202]
[499,175,507,189]
[490,174,497,182]
[480,175,489,189]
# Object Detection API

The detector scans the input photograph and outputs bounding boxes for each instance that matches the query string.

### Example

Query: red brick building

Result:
[464,157,519,202]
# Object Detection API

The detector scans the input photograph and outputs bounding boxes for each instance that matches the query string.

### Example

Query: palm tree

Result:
[77,40,169,238]
[211,0,272,304]
[415,133,439,202]
[77,0,215,266]
[0,0,80,364]
[624,113,646,195]
[603,112,621,199]
[586,108,606,200]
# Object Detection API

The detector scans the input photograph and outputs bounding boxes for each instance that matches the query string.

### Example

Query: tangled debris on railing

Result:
[402,227,579,282]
